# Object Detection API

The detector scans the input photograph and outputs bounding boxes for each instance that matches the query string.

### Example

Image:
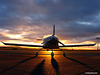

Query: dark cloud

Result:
[0,0,100,43]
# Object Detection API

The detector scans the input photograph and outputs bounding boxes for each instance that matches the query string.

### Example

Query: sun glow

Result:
[60,40,70,44]
[6,34,22,39]
[43,35,52,38]
[4,40,41,45]
[47,51,52,52]
[0,30,97,50]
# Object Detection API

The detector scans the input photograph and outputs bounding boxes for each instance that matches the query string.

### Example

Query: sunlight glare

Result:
[6,34,22,39]
[43,35,52,38]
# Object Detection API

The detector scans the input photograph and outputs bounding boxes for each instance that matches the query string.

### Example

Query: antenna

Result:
[52,24,55,36]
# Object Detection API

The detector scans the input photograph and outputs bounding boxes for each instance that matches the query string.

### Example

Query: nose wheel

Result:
[51,52,54,58]
[51,49,54,58]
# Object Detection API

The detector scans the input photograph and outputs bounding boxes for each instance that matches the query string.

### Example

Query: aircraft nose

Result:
[52,38,56,40]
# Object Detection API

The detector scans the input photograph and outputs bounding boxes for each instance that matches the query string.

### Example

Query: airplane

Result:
[2,25,96,58]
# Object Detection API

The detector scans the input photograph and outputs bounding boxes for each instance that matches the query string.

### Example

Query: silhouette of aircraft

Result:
[2,25,96,57]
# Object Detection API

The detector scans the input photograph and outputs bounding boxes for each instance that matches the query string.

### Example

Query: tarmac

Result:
[0,49,100,75]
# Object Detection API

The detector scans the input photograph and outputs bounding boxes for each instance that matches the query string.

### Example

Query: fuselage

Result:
[43,36,59,49]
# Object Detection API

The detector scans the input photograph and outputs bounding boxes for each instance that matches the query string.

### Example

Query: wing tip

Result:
[94,43,96,45]
[1,42,6,45]
[2,42,4,44]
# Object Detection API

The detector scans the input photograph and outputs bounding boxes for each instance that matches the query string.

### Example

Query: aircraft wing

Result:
[2,42,43,47]
[59,43,96,47]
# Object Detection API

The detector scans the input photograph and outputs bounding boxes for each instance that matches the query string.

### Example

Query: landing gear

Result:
[51,49,54,58]
[35,48,42,56]
[47,49,49,51]
[51,52,54,58]
[60,49,66,57]
[35,52,38,56]
[63,52,66,57]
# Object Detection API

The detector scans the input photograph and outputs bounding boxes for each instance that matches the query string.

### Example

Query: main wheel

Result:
[63,52,66,57]
[35,52,38,56]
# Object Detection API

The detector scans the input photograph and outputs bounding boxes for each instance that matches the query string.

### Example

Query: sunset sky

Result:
[0,0,100,49]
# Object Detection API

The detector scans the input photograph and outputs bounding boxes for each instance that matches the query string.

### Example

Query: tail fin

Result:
[52,24,55,36]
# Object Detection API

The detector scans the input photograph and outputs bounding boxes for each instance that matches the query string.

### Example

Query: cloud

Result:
[0,0,100,44]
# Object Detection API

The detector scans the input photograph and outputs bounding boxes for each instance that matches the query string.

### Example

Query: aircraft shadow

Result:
[31,59,45,75]
[78,65,100,75]
[64,56,99,75]
[0,55,37,74]
[51,58,59,75]
[64,56,90,68]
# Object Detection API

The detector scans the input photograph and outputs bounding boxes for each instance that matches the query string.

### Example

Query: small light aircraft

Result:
[2,25,96,58]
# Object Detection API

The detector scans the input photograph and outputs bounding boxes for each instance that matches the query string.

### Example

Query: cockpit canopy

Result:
[43,36,58,44]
